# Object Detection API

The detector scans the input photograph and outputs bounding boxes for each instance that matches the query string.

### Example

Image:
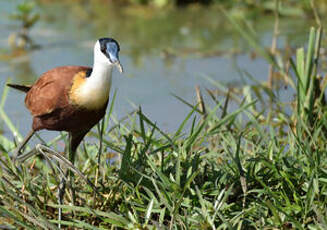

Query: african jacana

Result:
[8,37,123,164]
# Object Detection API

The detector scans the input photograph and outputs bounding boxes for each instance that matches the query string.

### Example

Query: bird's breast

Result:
[69,71,110,110]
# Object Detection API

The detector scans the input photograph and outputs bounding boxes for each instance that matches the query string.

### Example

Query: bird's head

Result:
[94,37,123,73]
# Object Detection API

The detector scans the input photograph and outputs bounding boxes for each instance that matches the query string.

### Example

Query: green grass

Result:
[1,9,327,230]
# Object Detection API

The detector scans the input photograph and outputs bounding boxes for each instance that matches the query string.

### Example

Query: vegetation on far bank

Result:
[36,0,327,14]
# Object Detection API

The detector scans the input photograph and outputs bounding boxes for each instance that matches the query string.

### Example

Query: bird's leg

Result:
[16,143,100,228]
[16,144,91,184]
[68,133,76,166]
[67,130,90,204]
[67,133,76,205]
[58,175,66,229]
[35,144,67,229]
[13,130,35,158]
[15,144,67,229]
[16,146,63,178]
[29,144,97,192]
[96,119,105,185]
[28,144,97,228]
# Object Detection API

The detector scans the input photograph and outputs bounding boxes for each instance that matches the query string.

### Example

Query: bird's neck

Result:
[87,61,113,88]
[72,62,112,110]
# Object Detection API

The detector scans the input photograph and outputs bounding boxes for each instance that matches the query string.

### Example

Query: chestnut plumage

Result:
[8,37,123,160]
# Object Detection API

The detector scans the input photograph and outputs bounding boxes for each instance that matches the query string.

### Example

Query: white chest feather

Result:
[77,77,111,109]
[71,65,112,110]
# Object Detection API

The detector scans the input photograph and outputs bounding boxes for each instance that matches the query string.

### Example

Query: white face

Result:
[94,41,111,65]
[93,39,123,73]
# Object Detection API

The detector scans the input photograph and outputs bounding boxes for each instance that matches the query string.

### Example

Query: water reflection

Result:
[38,2,248,63]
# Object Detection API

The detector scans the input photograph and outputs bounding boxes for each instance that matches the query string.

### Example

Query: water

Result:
[0,1,320,143]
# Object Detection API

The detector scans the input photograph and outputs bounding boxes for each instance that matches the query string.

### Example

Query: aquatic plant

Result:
[8,1,40,50]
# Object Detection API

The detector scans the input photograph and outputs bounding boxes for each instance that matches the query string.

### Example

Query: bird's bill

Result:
[115,61,123,73]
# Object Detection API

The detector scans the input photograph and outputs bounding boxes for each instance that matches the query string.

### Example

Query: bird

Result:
[7,37,123,164]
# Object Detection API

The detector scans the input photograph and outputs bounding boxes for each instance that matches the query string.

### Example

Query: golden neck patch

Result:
[69,70,110,110]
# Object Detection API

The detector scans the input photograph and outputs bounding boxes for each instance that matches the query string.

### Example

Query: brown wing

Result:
[25,66,91,117]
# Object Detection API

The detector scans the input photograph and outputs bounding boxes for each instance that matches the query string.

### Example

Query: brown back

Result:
[25,66,91,117]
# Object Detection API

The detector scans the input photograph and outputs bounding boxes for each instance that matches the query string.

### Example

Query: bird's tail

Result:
[7,83,31,93]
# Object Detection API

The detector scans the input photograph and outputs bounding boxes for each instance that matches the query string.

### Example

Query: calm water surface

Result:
[0,1,319,143]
